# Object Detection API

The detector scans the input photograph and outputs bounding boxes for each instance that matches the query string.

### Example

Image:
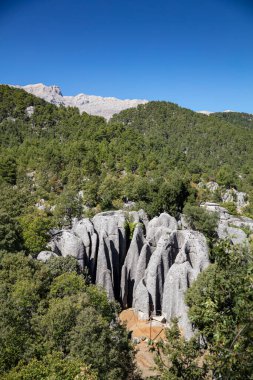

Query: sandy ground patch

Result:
[119,308,166,378]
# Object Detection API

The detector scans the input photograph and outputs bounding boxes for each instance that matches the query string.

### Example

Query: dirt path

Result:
[119,308,166,378]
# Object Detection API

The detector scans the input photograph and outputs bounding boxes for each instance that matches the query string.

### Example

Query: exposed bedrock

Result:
[41,210,209,336]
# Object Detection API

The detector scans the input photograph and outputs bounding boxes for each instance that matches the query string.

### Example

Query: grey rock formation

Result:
[38,209,214,338]
[37,250,58,262]
[206,181,219,192]
[133,243,152,295]
[25,105,35,117]
[13,83,148,120]
[120,224,145,307]
[146,213,178,250]
[222,188,249,212]
[201,202,253,245]
[133,229,209,338]
[92,211,127,299]
[134,279,151,319]
[48,231,85,268]
[217,224,248,245]
[72,218,98,276]
[162,230,209,338]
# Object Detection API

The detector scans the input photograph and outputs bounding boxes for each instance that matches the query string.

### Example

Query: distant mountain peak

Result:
[12,83,148,120]
[197,110,214,115]
[197,109,236,115]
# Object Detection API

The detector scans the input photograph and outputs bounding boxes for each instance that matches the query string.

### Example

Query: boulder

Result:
[37,250,58,262]
[48,230,85,268]
[218,223,248,245]
[72,218,98,276]
[146,213,178,249]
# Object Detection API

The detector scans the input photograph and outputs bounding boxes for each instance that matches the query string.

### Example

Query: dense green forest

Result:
[1,85,253,254]
[0,253,139,379]
[1,85,253,379]
[213,111,253,129]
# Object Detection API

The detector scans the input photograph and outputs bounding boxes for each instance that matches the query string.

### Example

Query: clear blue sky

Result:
[1,0,253,113]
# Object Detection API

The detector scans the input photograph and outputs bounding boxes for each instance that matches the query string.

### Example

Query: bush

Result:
[183,203,218,241]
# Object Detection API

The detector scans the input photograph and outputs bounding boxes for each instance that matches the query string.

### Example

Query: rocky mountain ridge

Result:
[12,83,148,120]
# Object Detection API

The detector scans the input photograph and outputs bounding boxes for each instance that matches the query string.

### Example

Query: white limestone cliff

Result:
[13,83,148,120]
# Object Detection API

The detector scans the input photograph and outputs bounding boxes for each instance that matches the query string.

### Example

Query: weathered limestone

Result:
[146,213,178,250]
[72,218,98,276]
[38,210,213,338]
[48,230,85,268]
[133,243,152,295]
[92,211,127,299]
[133,229,209,337]
[162,230,209,338]
[120,224,145,307]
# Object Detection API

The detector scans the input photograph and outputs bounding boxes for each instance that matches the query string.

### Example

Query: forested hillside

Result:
[1,85,253,379]
[1,85,253,255]
[213,111,253,129]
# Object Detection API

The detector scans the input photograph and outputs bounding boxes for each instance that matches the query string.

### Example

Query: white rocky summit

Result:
[13,83,148,120]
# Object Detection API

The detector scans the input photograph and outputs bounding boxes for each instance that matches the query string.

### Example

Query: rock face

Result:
[39,209,212,337]
[13,83,148,120]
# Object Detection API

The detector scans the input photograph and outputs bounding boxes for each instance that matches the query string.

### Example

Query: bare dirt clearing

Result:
[120,308,166,378]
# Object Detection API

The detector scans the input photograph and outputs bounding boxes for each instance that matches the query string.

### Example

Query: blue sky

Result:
[1,0,253,113]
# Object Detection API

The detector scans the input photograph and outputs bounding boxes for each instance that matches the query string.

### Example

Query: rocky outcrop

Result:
[197,181,249,213]
[201,202,253,245]
[48,230,86,268]
[162,230,209,338]
[37,250,58,262]
[222,189,249,212]
[120,224,146,308]
[133,229,209,338]
[38,209,211,337]
[13,83,148,120]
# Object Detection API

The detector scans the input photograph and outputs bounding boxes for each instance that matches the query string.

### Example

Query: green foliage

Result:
[19,209,54,254]
[2,352,98,380]
[124,213,138,240]
[69,307,136,380]
[0,156,17,184]
[213,111,253,129]
[156,241,253,379]
[1,86,253,231]
[183,203,218,241]
[153,320,208,380]
[222,201,237,215]
[54,188,83,227]
[0,213,22,251]
[49,272,86,298]
[152,179,190,217]
[45,255,83,277]
[216,165,236,188]
[0,253,138,379]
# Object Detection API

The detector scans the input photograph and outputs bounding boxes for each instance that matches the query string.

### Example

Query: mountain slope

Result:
[1,85,253,229]
[112,101,253,175]
[213,111,253,129]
